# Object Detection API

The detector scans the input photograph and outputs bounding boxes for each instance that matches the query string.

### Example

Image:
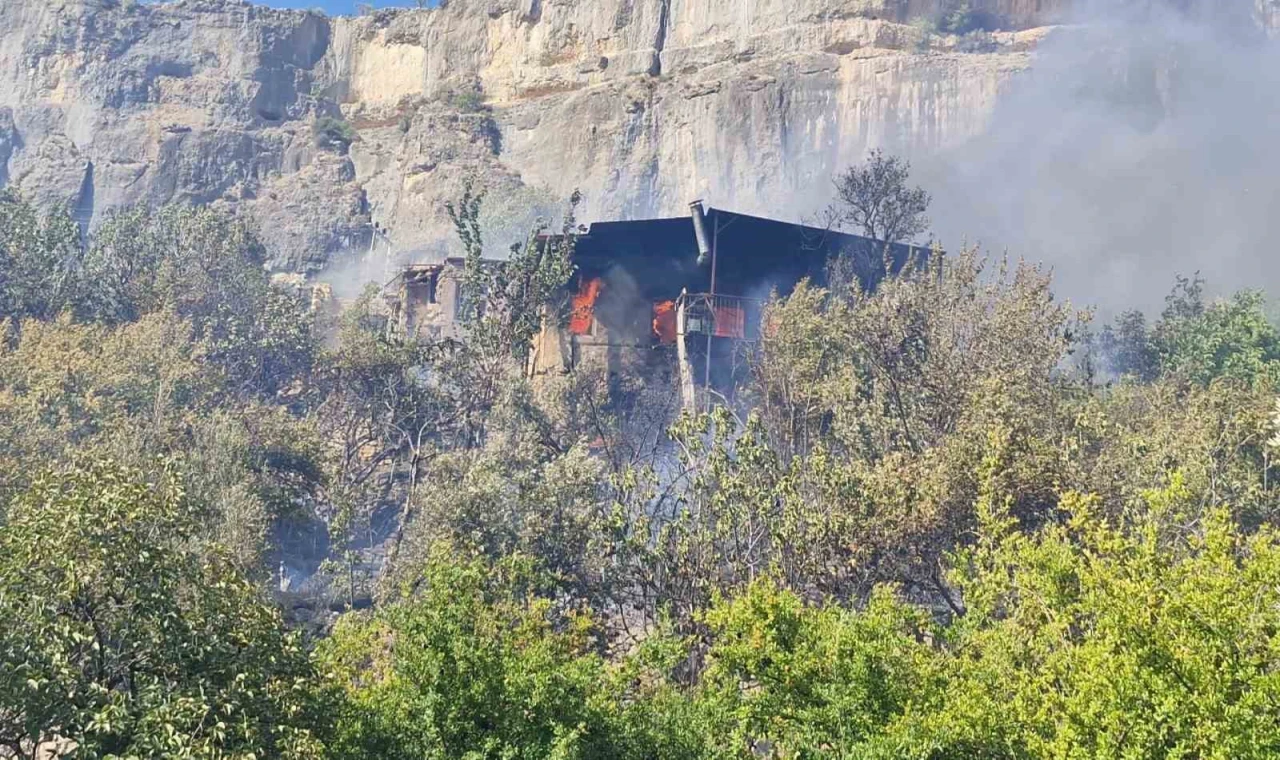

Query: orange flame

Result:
[569,278,603,335]
[652,301,678,343]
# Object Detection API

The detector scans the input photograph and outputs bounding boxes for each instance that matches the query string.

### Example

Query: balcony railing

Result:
[678,292,760,341]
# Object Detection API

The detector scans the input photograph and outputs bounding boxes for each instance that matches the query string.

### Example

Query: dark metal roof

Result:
[566,207,931,301]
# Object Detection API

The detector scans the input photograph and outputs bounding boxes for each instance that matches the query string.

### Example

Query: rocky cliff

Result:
[0,0,1263,271]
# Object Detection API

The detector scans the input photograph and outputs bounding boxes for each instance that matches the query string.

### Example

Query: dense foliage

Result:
[0,461,323,758]
[4,187,1280,758]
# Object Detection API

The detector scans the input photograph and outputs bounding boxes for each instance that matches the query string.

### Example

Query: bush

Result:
[938,1,992,34]
[0,190,83,320]
[1101,275,1280,386]
[319,552,667,760]
[912,1,997,38]
[321,479,1280,758]
[313,116,356,151]
[446,88,487,114]
[0,460,325,757]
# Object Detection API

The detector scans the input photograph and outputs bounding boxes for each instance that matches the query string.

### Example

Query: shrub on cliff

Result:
[314,116,356,152]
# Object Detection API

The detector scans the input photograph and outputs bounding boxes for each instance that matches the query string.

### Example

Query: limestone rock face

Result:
[0,0,1240,270]
[0,0,367,268]
[319,0,1053,255]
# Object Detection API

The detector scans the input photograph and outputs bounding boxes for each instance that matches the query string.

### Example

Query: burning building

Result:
[382,259,469,340]
[385,203,931,410]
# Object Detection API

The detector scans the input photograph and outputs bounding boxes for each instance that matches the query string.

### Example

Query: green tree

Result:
[0,312,213,495]
[938,1,984,34]
[1064,375,1279,531]
[313,117,356,153]
[0,311,322,571]
[0,460,324,758]
[926,478,1280,758]
[384,437,609,605]
[0,191,83,320]
[1102,275,1280,386]
[713,250,1085,608]
[692,580,940,759]
[830,150,931,246]
[446,184,580,367]
[310,288,456,607]
[320,551,657,760]
[82,205,317,398]
[662,476,1280,759]
[1155,278,1280,385]
[1098,307,1158,380]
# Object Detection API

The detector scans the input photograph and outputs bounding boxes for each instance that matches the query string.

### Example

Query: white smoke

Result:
[920,0,1280,316]
[313,181,566,300]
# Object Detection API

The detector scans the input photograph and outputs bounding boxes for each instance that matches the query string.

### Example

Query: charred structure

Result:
[388,206,931,409]
[382,259,468,340]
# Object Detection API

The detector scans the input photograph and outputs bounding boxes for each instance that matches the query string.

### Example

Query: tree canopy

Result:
[0,460,324,759]
[2,185,1280,758]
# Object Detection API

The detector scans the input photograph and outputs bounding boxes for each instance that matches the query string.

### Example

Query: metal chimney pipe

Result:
[689,200,712,266]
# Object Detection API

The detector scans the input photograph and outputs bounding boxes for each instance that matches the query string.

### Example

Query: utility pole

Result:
[688,201,733,412]
[704,216,719,397]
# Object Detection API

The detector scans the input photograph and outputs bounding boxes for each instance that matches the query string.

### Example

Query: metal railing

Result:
[677,292,761,341]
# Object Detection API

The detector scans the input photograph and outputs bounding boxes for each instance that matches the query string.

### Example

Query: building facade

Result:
[384,204,933,410]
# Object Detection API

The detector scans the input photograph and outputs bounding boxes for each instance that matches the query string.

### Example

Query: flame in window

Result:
[653,300,678,343]
[569,278,603,335]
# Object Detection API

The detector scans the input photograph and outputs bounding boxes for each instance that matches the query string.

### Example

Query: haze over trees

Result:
[3,166,1280,757]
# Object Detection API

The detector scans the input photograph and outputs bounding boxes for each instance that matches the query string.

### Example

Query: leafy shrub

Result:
[448,88,487,113]
[313,116,356,151]
[913,1,997,39]
[1101,275,1280,385]
[940,1,998,34]
[318,552,668,760]
[0,189,83,320]
[322,478,1280,758]
[0,460,326,758]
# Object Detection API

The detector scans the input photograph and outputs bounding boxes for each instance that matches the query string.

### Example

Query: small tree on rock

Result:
[831,149,931,245]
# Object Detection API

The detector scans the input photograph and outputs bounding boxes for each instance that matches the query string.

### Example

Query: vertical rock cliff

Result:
[0,0,1267,270]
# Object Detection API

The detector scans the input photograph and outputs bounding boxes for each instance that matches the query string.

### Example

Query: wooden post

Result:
[676,290,698,413]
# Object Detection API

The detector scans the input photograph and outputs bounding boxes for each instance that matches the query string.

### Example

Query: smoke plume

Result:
[922,0,1280,316]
